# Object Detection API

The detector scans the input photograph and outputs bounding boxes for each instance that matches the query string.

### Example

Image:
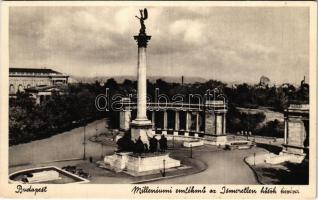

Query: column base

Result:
[130,119,153,147]
[205,134,227,145]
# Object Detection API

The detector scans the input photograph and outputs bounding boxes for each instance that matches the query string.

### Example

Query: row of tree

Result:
[105,78,309,111]
[9,78,308,145]
[226,105,284,138]
[9,84,105,145]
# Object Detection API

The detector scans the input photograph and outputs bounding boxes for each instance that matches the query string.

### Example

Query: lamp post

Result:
[101,143,104,159]
[83,125,86,160]
[190,144,193,158]
[162,159,166,177]
[95,120,98,137]
[253,152,256,166]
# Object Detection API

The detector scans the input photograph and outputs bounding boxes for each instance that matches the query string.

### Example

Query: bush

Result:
[255,120,284,138]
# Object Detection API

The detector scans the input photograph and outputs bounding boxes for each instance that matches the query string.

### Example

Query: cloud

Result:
[9,6,309,84]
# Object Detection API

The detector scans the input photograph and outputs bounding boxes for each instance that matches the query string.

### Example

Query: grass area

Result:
[251,160,309,185]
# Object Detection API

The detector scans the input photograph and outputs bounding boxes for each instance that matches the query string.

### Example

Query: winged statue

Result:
[135,8,148,34]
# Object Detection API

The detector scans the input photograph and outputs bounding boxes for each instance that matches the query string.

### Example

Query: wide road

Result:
[153,147,266,184]
[9,119,114,166]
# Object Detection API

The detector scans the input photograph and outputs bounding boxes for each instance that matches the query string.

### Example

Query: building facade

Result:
[283,104,309,155]
[9,68,69,95]
[119,99,228,144]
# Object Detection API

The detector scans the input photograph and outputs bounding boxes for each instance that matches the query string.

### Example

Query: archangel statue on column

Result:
[135,8,148,35]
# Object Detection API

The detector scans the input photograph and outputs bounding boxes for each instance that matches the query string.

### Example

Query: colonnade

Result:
[119,106,227,138]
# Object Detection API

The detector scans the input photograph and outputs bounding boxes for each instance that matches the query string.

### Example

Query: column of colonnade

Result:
[149,110,203,138]
[185,112,190,136]
[120,107,227,139]
[195,112,200,137]
[162,110,168,135]
[174,111,180,136]
[214,111,227,135]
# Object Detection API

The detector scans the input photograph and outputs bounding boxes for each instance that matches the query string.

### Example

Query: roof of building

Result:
[25,85,67,93]
[9,68,62,74]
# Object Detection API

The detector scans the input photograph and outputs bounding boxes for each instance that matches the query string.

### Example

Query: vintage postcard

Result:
[0,1,317,199]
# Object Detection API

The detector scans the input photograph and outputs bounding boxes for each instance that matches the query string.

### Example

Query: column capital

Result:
[134,33,151,48]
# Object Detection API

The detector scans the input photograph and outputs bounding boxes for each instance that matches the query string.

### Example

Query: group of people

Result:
[134,135,168,154]
[116,132,168,155]
[149,135,167,153]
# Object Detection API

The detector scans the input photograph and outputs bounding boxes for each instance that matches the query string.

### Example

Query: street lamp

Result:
[162,159,166,177]
[190,144,193,158]
[83,125,86,160]
[95,118,98,137]
[253,152,256,166]
[100,143,104,159]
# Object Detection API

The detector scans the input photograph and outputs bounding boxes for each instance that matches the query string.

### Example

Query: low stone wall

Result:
[245,152,272,166]
[245,151,305,166]
[126,153,181,176]
[9,166,90,184]
[183,140,204,148]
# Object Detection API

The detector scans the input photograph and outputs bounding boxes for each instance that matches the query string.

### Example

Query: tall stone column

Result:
[120,110,131,131]
[175,111,180,130]
[223,113,226,134]
[216,114,223,135]
[174,111,180,136]
[152,111,155,129]
[163,111,168,130]
[185,112,191,137]
[130,33,152,145]
[196,112,200,132]
[186,112,190,131]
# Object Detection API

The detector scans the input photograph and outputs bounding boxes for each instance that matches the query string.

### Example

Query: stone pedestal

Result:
[205,135,227,145]
[104,152,132,172]
[131,120,153,147]
[282,104,309,157]
[269,104,310,164]
[283,118,307,155]
[126,153,181,176]
[103,152,181,176]
[119,110,131,131]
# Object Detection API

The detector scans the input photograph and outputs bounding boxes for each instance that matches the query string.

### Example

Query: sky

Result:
[9,6,309,84]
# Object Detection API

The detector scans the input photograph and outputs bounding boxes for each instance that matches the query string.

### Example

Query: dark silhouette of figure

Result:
[149,136,158,153]
[116,131,135,152]
[134,136,145,155]
[159,135,168,152]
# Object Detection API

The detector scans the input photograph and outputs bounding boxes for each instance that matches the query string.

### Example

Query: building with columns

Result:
[119,99,228,144]
[9,68,69,95]
[264,104,309,165]
[283,104,309,156]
